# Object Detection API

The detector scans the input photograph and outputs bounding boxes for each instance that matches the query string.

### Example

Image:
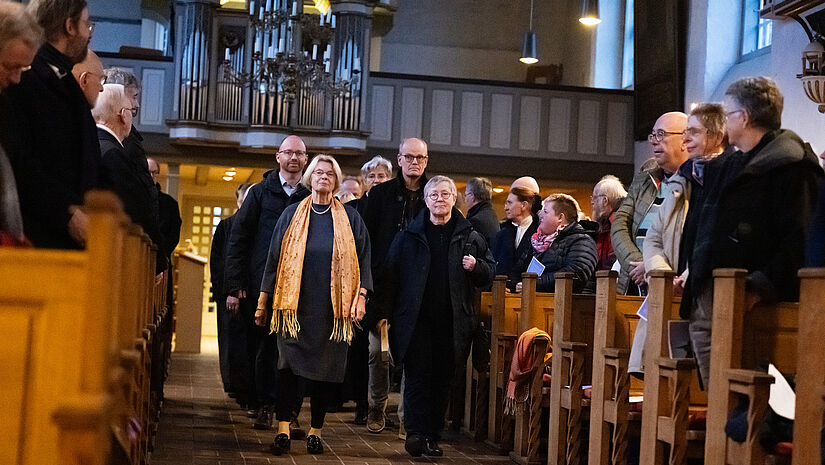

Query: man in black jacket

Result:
[224,135,310,429]
[464,177,499,246]
[92,84,165,273]
[0,0,99,249]
[361,137,429,435]
[684,77,823,386]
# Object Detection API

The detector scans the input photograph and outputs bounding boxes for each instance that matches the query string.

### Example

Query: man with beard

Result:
[0,0,99,249]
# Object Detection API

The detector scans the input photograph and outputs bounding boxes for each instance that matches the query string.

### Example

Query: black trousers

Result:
[276,368,337,429]
[403,318,455,441]
[227,298,258,408]
[344,326,369,409]
[254,308,280,404]
[216,296,231,391]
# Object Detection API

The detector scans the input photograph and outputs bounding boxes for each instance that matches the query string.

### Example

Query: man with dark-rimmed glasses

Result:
[224,134,310,432]
[361,137,429,436]
[611,112,689,297]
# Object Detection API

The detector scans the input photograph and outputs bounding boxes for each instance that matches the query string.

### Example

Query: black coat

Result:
[511,221,597,293]
[492,216,539,287]
[362,174,428,272]
[0,44,101,249]
[685,129,823,310]
[374,208,495,366]
[210,214,235,300]
[467,201,500,246]
[157,185,182,261]
[224,170,310,296]
[98,128,166,272]
[807,180,825,267]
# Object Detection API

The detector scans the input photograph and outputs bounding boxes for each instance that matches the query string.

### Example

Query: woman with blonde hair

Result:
[257,154,372,456]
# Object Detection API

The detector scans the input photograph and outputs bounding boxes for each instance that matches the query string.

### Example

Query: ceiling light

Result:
[222,176,233,181]
[493,187,505,194]
[225,168,237,176]
[579,0,601,26]
[519,0,538,65]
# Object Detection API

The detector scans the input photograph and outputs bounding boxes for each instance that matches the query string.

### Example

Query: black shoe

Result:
[404,434,424,457]
[269,433,290,455]
[353,408,368,425]
[289,416,306,440]
[306,434,324,454]
[253,406,273,430]
[423,438,443,456]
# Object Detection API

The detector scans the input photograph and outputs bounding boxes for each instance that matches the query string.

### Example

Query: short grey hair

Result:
[91,83,128,124]
[466,177,492,203]
[103,67,141,91]
[301,154,343,193]
[424,175,457,199]
[0,2,43,52]
[594,175,627,211]
[360,156,392,178]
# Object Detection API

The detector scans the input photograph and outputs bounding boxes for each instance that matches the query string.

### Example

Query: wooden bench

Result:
[704,269,800,465]
[0,191,166,465]
[463,289,491,441]
[791,268,825,465]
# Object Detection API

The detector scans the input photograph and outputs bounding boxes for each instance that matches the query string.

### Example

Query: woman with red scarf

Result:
[513,194,597,293]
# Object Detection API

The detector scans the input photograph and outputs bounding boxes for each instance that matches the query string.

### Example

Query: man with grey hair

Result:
[103,67,144,161]
[362,138,429,435]
[94,84,165,273]
[464,177,499,246]
[591,175,626,272]
[72,48,103,107]
[0,1,41,245]
[0,0,100,249]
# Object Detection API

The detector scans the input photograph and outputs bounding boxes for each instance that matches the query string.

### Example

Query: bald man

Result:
[611,111,689,296]
[224,134,311,430]
[72,49,104,107]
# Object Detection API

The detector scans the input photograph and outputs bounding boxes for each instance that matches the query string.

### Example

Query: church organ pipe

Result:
[178,1,212,122]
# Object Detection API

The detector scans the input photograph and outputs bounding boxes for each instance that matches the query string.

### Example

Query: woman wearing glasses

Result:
[372,175,495,458]
[258,154,372,456]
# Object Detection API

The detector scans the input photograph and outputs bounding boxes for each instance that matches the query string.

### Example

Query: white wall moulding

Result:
[370,73,633,164]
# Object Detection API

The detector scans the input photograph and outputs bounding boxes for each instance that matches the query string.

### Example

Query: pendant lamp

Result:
[519,0,538,64]
[579,0,601,26]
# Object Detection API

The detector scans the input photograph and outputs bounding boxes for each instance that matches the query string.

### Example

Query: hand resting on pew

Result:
[68,206,89,246]
[629,260,646,286]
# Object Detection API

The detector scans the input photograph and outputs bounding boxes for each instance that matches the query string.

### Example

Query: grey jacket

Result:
[610,165,663,294]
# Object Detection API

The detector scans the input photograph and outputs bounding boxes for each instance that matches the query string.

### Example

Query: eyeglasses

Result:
[0,62,31,73]
[427,191,454,201]
[312,169,336,179]
[85,19,95,34]
[724,109,743,119]
[400,154,428,164]
[278,150,307,158]
[122,107,137,117]
[647,129,685,143]
[683,127,709,138]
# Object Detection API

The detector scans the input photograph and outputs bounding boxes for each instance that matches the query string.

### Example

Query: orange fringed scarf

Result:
[270,196,361,343]
[503,327,551,415]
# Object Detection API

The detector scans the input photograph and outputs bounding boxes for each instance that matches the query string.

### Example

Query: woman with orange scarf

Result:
[257,154,372,456]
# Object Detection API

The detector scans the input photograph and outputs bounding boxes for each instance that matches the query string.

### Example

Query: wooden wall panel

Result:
[605,101,628,157]
[489,93,513,149]
[370,85,394,141]
[577,100,600,155]
[460,91,484,147]
[518,95,542,151]
[400,87,424,139]
[430,89,455,145]
[548,97,571,153]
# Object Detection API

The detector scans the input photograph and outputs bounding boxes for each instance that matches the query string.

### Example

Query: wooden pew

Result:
[792,268,825,465]
[547,272,596,465]
[704,269,799,465]
[463,289,490,440]
[0,192,127,465]
[487,275,521,451]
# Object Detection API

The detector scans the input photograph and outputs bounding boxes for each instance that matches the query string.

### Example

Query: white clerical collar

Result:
[96,123,123,146]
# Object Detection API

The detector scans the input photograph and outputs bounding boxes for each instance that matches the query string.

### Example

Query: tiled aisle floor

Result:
[150,352,514,464]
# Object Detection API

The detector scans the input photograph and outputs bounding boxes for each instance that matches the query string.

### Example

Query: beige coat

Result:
[643,173,690,281]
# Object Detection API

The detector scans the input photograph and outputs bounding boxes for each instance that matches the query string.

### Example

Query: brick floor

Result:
[150,352,512,465]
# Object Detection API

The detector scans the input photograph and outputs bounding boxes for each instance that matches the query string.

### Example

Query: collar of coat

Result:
[739,129,820,177]
[404,206,472,243]
[261,169,310,197]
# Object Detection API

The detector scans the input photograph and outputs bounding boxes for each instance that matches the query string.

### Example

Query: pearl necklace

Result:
[311,203,332,215]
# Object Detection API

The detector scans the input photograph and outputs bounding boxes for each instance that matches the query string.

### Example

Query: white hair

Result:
[91,83,128,125]
[301,154,343,192]
[594,175,628,211]
[360,156,393,178]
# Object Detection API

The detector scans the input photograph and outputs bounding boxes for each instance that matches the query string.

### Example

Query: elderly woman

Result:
[627,103,728,376]
[513,193,597,293]
[373,175,494,457]
[257,154,372,456]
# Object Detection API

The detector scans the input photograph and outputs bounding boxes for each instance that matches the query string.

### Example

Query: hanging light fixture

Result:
[579,0,601,26]
[519,0,538,64]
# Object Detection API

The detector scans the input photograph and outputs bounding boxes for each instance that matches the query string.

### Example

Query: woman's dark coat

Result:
[374,208,495,367]
[511,220,597,293]
[492,216,539,288]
